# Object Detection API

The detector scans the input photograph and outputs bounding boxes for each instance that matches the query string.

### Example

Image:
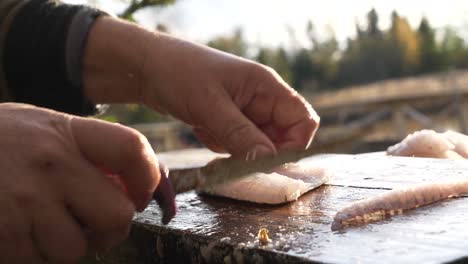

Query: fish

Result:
[386,129,466,159]
[331,130,468,231]
[331,180,468,230]
[442,130,468,158]
[200,163,332,204]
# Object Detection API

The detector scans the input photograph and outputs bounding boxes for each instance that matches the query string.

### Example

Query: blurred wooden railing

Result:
[131,70,468,154]
[304,70,468,153]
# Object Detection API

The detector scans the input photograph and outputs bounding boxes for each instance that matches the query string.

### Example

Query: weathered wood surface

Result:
[83,149,468,264]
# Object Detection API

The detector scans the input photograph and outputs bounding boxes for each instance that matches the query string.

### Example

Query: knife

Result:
[153,130,363,224]
[168,135,355,194]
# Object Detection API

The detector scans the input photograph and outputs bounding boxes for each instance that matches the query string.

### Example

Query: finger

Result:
[87,227,131,252]
[0,199,43,263]
[276,117,318,151]
[194,89,276,157]
[274,95,319,151]
[192,127,225,153]
[70,117,160,210]
[153,163,176,225]
[11,237,45,264]
[244,85,319,151]
[62,157,135,240]
[32,204,87,264]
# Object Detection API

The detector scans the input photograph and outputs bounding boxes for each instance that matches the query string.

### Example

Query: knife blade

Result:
[167,135,353,194]
[153,132,362,224]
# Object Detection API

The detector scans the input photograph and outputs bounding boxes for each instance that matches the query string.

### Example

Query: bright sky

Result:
[66,0,468,47]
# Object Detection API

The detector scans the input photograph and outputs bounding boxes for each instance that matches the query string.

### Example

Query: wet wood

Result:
[82,149,468,264]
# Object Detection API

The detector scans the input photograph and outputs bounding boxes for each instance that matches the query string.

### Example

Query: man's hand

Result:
[0,103,160,263]
[141,41,320,157]
[141,43,319,155]
[83,17,320,157]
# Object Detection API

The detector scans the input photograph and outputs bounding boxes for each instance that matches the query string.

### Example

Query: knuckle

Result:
[251,61,274,74]
[31,143,64,173]
[257,64,281,80]
[121,128,151,160]
[222,122,254,153]
[223,122,252,142]
[262,65,276,74]
[248,62,291,92]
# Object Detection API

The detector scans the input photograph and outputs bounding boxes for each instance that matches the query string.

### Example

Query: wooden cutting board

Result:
[82,149,468,264]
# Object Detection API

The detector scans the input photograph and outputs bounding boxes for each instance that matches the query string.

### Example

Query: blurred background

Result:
[66,0,468,154]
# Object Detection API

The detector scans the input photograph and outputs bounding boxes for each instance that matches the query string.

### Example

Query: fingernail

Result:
[153,164,177,225]
[247,145,274,160]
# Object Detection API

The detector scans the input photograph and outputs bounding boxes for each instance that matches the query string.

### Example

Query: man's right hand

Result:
[0,103,161,263]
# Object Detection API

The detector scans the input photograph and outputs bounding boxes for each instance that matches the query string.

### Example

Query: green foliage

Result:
[439,27,466,69]
[256,47,293,84]
[335,9,394,86]
[102,2,468,125]
[204,8,467,91]
[366,8,381,36]
[388,12,420,75]
[309,25,339,88]
[119,0,175,20]
[207,28,248,57]
[417,17,441,73]
[98,104,171,125]
[291,48,318,90]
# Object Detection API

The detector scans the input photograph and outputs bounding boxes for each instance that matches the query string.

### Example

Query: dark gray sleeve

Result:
[1,0,108,116]
[0,0,28,102]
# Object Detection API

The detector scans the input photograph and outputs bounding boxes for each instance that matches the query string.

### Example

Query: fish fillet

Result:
[332,180,468,230]
[442,130,468,158]
[200,163,332,204]
[387,129,466,159]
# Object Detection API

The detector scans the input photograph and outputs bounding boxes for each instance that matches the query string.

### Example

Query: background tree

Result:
[207,28,248,57]
[98,3,468,123]
[388,11,420,76]
[417,17,442,74]
[256,47,293,84]
[439,27,467,69]
[119,0,175,21]
[335,8,392,86]
[366,8,381,37]
[290,48,319,91]
[309,25,339,89]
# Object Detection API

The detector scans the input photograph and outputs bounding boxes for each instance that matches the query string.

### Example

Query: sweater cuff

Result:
[4,0,107,115]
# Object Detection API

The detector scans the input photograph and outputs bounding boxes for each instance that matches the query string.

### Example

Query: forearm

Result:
[82,16,153,104]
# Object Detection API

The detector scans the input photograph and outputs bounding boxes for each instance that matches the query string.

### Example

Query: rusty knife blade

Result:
[168,138,349,194]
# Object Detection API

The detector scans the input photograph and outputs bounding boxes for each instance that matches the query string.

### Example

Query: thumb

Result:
[199,98,276,158]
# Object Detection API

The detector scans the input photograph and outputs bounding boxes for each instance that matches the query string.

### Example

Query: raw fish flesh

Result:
[201,163,332,204]
[332,180,468,230]
[442,130,468,158]
[334,130,468,230]
[387,129,467,159]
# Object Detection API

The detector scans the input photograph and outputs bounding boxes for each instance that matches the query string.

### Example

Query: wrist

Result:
[82,17,153,104]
